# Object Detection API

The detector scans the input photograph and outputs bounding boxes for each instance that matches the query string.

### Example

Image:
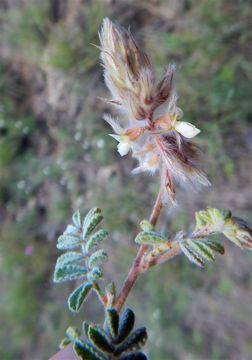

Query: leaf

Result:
[88,325,114,353]
[88,267,103,281]
[74,340,108,360]
[180,242,205,268]
[139,220,154,231]
[83,208,103,238]
[56,251,83,267]
[187,240,215,262]
[72,210,82,228]
[66,326,81,341]
[64,224,79,236]
[119,352,148,360]
[86,229,109,252]
[203,239,225,255]
[53,264,87,283]
[116,308,135,344]
[68,282,93,312]
[135,231,166,246]
[57,234,81,250]
[88,249,108,268]
[114,327,148,356]
[106,308,119,339]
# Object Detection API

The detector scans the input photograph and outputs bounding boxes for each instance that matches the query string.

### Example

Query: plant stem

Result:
[142,243,181,270]
[115,189,163,312]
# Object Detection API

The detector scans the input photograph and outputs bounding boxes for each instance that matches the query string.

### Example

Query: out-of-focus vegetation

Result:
[0,1,251,359]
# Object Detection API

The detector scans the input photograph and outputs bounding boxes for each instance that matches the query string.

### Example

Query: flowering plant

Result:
[50,19,252,360]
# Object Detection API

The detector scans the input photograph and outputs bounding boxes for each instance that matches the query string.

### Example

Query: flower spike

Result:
[99,18,210,203]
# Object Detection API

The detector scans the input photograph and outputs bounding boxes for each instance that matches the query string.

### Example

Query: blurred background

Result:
[0,0,251,359]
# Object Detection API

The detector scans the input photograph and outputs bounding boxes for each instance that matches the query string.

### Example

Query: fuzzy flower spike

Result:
[99,18,210,203]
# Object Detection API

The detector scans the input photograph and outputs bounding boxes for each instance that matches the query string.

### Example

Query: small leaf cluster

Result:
[60,308,148,360]
[53,208,108,312]
[179,238,225,268]
[195,207,252,250]
[180,207,252,267]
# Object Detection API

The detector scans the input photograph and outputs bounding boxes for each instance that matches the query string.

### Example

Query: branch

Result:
[114,189,163,311]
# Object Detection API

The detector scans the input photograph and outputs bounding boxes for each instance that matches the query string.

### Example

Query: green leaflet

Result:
[134,231,166,246]
[56,251,83,267]
[74,340,108,360]
[88,267,103,281]
[53,264,87,283]
[139,219,154,231]
[114,327,148,356]
[88,249,108,268]
[106,308,119,339]
[180,242,205,268]
[187,240,215,262]
[86,229,109,252]
[203,239,225,255]
[116,308,135,344]
[119,352,148,360]
[88,325,114,353]
[68,282,93,312]
[64,224,80,236]
[57,234,81,250]
[72,210,82,229]
[83,208,103,238]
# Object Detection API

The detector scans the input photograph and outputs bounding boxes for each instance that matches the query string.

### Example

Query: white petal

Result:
[175,121,200,138]
[117,142,131,156]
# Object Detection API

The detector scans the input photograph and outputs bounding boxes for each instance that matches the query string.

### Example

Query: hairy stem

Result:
[142,243,181,270]
[114,189,163,312]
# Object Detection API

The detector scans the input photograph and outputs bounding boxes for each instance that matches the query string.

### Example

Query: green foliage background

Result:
[0,1,251,359]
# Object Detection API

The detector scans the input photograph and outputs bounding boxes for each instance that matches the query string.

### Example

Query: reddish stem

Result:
[114,189,163,311]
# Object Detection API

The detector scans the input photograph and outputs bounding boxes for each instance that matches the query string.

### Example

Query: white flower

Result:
[109,134,132,156]
[174,121,200,138]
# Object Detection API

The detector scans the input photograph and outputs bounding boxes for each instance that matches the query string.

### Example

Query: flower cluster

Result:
[99,18,210,203]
